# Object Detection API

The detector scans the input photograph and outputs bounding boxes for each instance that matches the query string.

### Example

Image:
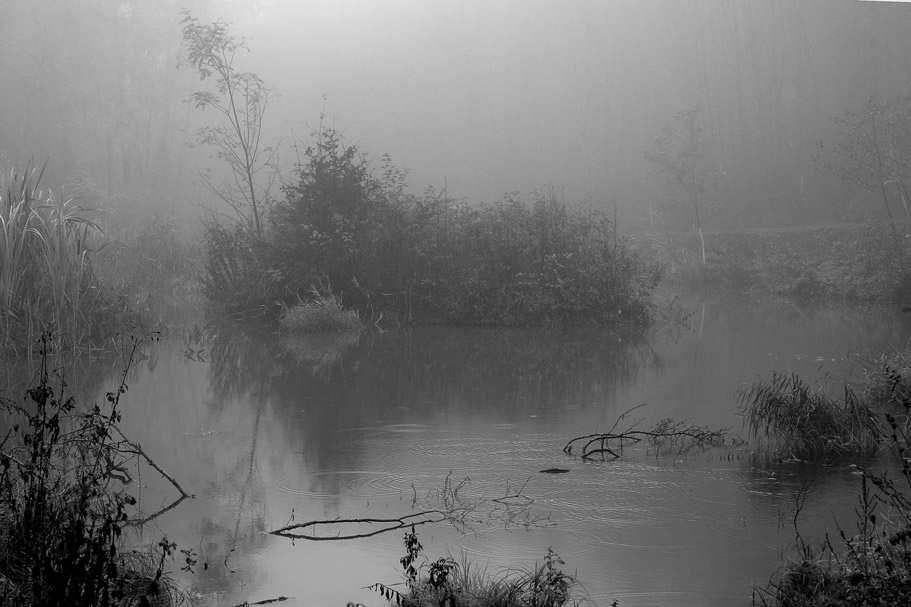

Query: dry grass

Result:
[279,293,363,333]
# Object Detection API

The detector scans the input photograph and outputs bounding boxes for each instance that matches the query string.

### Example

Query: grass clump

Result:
[0,164,146,355]
[365,527,585,607]
[738,371,883,459]
[0,336,184,606]
[752,349,911,606]
[278,292,363,333]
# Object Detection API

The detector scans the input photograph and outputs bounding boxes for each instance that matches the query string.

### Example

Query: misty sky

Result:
[210,0,911,220]
[4,0,911,228]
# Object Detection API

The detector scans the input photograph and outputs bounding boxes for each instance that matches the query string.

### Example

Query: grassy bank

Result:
[642,222,911,302]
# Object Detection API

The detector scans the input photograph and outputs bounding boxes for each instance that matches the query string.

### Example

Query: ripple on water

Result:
[454,526,607,559]
[276,470,405,498]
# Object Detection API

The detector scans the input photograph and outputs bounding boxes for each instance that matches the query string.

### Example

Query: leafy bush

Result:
[206,127,660,327]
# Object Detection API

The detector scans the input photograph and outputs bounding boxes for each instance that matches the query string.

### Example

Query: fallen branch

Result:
[270,472,549,540]
[231,596,291,607]
[270,512,444,540]
[564,405,726,460]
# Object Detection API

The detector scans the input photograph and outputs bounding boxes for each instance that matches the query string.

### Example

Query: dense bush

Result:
[206,127,660,326]
[92,215,204,319]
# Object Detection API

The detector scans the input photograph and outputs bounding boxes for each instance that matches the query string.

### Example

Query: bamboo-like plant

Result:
[0,163,109,354]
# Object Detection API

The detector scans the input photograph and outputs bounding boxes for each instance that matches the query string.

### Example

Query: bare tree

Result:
[180,11,277,236]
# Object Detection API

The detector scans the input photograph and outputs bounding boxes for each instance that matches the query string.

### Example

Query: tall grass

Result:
[738,371,882,458]
[0,165,142,354]
[753,362,911,607]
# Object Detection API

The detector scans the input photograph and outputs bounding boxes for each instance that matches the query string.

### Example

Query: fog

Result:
[3,0,911,230]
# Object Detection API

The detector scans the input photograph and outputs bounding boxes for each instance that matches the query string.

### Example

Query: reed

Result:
[738,371,881,458]
[0,164,136,354]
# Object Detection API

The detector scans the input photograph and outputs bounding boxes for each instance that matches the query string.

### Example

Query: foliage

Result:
[820,94,911,225]
[0,336,184,606]
[278,292,363,333]
[202,220,279,317]
[92,214,204,320]
[738,371,885,459]
[754,358,911,607]
[180,11,278,237]
[365,527,583,607]
[663,223,911,302]
[0,164,146,355]
[203,125,659,327]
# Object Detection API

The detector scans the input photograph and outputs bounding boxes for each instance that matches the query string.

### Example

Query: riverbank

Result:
[645,221,911,302]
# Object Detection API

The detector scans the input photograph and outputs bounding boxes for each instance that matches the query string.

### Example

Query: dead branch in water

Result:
[270,472,549,540]
[564,405,726,460]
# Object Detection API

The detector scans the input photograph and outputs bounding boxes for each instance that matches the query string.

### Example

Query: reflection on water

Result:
[54,300,911,606]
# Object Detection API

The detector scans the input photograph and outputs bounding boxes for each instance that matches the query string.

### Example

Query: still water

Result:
[34,300,911,606]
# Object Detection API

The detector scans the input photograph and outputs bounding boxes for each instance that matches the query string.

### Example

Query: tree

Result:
[270,125,379,303]
[822,97,911,227]
[645,106,713,263]
[180,11,276,237]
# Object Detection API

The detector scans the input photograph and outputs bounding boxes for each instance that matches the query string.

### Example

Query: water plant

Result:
[738,371,884,459]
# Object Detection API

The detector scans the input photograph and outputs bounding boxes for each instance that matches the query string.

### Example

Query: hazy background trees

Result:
[3,0,911,233]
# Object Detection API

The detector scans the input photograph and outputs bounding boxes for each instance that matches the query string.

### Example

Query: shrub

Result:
[0,336,183,606]
[203,220,280,317]
[92,214,204,318]
[219,127,660,327]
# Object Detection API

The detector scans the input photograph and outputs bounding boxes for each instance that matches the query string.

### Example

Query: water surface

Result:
[41,299,911,606]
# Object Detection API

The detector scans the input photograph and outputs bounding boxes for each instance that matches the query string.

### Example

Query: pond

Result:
[11,298,911,606]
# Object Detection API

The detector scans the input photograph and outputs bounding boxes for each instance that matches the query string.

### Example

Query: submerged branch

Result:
[270,472,549,541]
[564,406,726,460]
